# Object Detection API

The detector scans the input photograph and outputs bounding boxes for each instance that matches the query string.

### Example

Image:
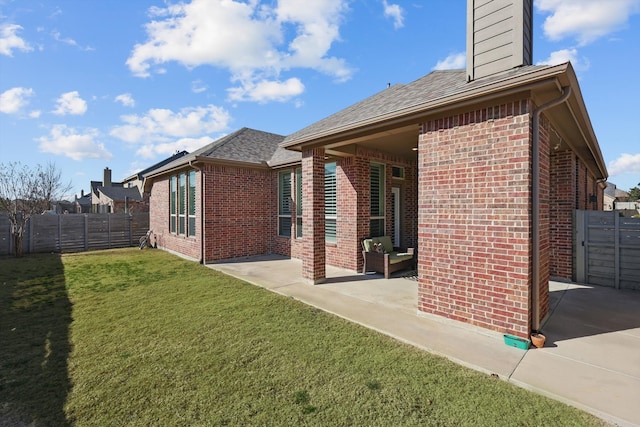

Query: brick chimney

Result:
[103,167,112,187]
[466,0,533,82]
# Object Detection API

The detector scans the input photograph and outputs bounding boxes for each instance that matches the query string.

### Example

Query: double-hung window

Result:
[325,162,337,243]
[169,171,196,237]
[178,173,186,235]
[295,168,303,238]
[188,170,196,237]
[170,176,177,233]
[370,163,385,236]
[278,170,292,237]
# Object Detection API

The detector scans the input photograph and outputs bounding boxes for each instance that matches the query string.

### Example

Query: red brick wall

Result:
[202,164,274,261]
[417,100,534,338]
[301,148,326,282]
[550,146,603,281]
[550,149,575,279]
[149,172,201,260]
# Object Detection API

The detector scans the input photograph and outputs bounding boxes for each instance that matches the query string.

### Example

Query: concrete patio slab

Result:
[208,255,640,427]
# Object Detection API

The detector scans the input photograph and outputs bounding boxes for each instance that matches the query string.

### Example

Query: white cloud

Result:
[29,110,41,118]
[383,1,404,29]
[53,91,87,115]
[136,137,213,159]
[191,80,207,94]
[536,48,590,71]
[126,0,352,102]
[536,0,640,45]
[228,77,304,103]
[37,124,112,161]
[115,93,135,107]
[51,30,94,51]
[432,52,465,71]
[608,153,640,176]
[110,104,231,145]
[0,87,34,114]
[0,23,32,56]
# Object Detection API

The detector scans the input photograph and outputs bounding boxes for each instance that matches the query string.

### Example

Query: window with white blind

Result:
[170,176,177,233]
[370,163,385,237]
[278,170,292,237]
[169,171,196,237]
[178,173,186,235]
[325,162,337,243]
[295,168,303,238]
[188,170,196,237]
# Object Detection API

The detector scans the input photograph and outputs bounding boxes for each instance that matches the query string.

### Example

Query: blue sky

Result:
[1,0,639,198]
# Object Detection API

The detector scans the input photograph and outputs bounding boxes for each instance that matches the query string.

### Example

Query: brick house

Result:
[144,0,608,339]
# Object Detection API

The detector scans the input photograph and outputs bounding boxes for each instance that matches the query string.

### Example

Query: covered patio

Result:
[207,254,640,427]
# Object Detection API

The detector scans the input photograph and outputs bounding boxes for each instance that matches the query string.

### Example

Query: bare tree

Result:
[0,161,72,256]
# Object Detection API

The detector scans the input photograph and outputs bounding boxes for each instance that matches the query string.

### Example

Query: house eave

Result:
[280,64,573,150]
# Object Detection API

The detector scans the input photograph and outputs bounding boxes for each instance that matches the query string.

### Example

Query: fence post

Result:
[128,214,133,246]
[614,213,620,290]
[84,214,88,251]
[575,210,586,283]
[108,214,111,248]
[28,215,33,254]
[58,214,62,252]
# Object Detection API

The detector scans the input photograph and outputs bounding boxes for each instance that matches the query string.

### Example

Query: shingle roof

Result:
[146,128,294,177]
[268,145,302,167]
[98,186,143,202]
[192,127,286,164]
[282,65,551,147]
[134,151,189,178]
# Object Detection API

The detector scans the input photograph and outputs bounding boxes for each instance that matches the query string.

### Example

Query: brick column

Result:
[302,148,326,284]
[335,156,369,271]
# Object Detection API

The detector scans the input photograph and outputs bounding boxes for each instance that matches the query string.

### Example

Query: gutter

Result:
[531,85,571,333]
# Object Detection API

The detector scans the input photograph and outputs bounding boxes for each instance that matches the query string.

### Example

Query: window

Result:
[278,170,292,237]
[178,173,186,235]
[370,163,385,236]
[295,168,303,238]
[170,176,177,233]
[392,166,405,180]
[169,171,196,236]
[325,162,337,243]
[188,170,196,237]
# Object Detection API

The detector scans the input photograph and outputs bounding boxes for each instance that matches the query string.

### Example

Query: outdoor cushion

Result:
[389,252,413,264]
[363,238,374,252]
[379,236,393,253]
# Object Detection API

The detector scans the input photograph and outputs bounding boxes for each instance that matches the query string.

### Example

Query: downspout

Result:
[531,85,571,333]
[189,160,205,264]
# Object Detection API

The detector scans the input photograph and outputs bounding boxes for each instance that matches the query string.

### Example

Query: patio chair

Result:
[361,236,415,279]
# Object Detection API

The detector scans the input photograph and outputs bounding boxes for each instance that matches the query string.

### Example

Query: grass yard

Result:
[1,249,605,426]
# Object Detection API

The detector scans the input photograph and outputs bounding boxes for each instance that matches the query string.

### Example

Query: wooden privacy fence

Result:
[575,210,640,290]
[0,213,149,255]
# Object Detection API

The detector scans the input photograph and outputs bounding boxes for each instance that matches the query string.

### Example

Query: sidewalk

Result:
[207,255,640,427]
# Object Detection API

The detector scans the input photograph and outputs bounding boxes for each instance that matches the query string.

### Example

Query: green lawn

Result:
[1,249,605,426]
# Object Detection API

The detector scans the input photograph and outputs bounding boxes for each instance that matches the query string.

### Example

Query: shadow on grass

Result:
[0,254,72,426]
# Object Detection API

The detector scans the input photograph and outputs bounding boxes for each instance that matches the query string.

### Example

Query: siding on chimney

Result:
[466,0,533,81]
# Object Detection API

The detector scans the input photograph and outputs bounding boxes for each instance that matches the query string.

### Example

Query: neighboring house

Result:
[604,182,638,214]
[89,167,143,214]
[604,183,617,211]
[74,190,92,213]
[144,0,608,340]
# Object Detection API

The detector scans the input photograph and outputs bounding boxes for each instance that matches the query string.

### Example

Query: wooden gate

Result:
[575,210,640,290]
